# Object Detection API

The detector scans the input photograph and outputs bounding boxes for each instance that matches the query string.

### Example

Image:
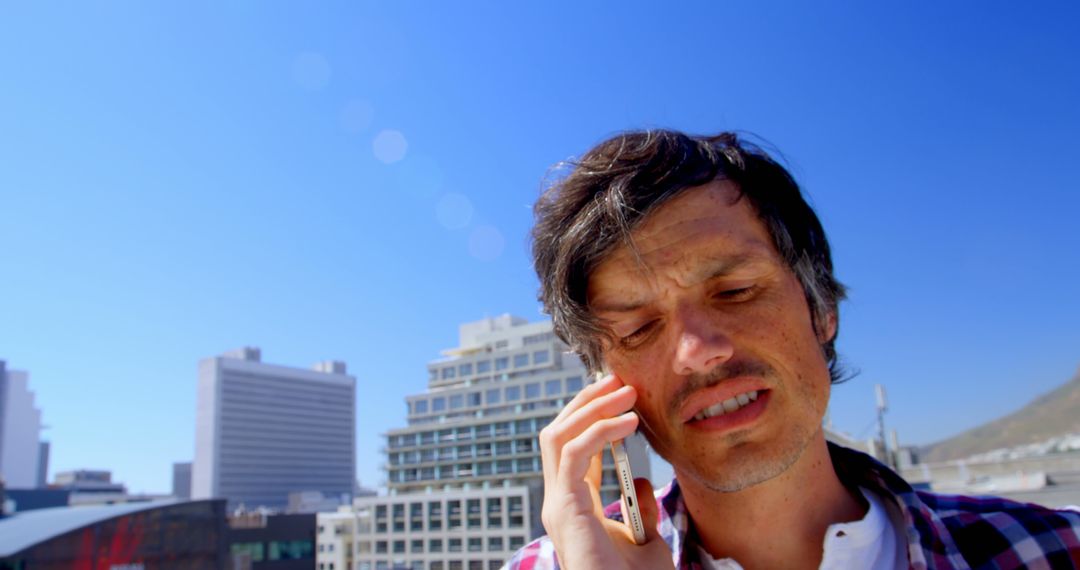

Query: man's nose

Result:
[672,308,735,376]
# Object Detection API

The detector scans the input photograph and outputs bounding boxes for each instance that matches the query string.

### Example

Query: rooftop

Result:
[0,499,195,557]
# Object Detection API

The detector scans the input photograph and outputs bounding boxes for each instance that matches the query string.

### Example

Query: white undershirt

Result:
[695,487,908,570]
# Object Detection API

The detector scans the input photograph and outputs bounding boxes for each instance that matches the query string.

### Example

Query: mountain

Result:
[920,365,1080,463]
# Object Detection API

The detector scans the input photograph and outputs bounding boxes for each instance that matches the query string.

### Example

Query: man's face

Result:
[587,181,835,492]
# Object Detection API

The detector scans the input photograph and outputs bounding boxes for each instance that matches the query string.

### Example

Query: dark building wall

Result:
[227,513,316,570]
[5,489,70,512]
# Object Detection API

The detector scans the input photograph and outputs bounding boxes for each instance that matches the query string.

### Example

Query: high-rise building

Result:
[172,461,192,500]
[192,348,356,511]
[35,442,49,489]
[0,361,43,489]
[318,315,650,570]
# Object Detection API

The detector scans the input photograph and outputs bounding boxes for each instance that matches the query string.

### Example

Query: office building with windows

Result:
[193,348,356,512]
[318,315,649,570]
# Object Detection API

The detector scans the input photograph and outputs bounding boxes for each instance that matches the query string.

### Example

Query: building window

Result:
[432,398,446,412]
[523,332,554,344]
[544,379,561,396]
[449,394,464,409]
[375,541,388,554]
[525,383,540,399]
[486,388,500,404]
[231,543,264,562]
[477,360,491,373]
[509,536,525,550]
[516,438,535,453]
[517,458,534,472]
[468,392,482,407]
[414,399,428,414]
[488,536,504,551]
[442,367,456,379]
[495,357,509,371]
[268,541,313,560]
[468,537,483,552]
[533,350,550,364]
[478,461,493,475]
[449,538,463,552]
[513,354,529,368]
[393,540,405,554]
[505,385,521,402]
[429,538,443,552]
[566,376,583,394]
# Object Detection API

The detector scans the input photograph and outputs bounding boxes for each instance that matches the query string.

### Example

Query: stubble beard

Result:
[676,421,819,493]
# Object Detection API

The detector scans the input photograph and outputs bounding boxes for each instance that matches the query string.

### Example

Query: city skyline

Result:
[2,2,1078,495]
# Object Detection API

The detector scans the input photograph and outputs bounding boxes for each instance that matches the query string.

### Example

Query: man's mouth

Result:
[690,390,760,421]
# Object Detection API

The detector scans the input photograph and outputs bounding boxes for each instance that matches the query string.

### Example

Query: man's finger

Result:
[556,412,639,485]
[539,384,635,487]
[552,373,620,424]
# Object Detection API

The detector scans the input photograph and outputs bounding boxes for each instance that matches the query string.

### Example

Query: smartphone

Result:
[611,438,647,544]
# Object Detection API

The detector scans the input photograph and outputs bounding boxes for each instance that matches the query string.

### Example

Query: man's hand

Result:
[538,374,675,569]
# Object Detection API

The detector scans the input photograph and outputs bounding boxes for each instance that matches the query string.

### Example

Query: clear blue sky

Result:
[1,2,1077,494]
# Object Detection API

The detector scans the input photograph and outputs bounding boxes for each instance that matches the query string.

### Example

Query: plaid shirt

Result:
[504,444,1080,569]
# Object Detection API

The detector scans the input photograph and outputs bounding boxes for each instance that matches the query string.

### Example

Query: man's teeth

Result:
[693,390,759,421]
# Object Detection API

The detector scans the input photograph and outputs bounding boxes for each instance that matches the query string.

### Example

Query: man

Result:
[506,130,1080,569]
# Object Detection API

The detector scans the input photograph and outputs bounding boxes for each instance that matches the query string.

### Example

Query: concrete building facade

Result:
[193,348,356,511]
[319,315,649,570]
[0,361,43,489]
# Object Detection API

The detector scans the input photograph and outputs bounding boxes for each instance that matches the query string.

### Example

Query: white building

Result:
[319,315,650,570]
[192,348,356,511]
[318,486,532,570]
[0,361,44,489]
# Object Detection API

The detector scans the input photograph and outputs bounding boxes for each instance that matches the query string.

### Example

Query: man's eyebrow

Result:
[590,253,768,314]
[685,253,765,284]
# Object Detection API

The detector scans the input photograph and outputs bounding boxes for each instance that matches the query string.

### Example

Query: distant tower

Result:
[192,348,356,511]
[0,361,43,489]
[172,461,192,500]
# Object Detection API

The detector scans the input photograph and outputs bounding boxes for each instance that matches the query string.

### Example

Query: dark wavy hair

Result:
[531,130,848,382]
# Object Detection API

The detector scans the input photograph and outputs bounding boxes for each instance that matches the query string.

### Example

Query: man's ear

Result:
[817,311,838,344]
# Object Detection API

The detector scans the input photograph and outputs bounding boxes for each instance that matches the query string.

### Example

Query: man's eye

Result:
[619,321,657,347]
[716,285,758,301]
